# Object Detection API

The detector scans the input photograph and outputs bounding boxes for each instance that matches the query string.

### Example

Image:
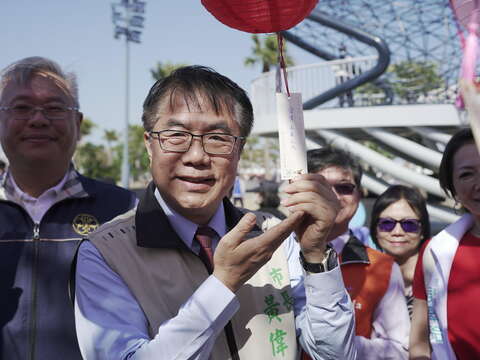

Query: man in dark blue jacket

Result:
[0,56,137,359]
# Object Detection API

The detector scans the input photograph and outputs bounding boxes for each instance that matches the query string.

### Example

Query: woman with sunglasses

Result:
[410,128,480,359]
[370,185,430,320]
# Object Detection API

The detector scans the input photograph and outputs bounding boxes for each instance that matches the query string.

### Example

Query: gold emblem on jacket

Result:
[72,214,99,235]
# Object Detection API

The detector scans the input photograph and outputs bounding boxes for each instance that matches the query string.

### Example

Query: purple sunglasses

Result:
[377,218,421,233]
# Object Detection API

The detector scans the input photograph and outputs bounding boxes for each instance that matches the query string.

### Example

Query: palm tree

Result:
[150,61,189,82]
[244,34,294,73]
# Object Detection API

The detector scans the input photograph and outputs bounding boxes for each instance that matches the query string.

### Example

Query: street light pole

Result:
[112,0,146,189]
[121,10,130,189]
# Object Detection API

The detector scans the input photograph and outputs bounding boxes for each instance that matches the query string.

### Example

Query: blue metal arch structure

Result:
[285,0,463,106]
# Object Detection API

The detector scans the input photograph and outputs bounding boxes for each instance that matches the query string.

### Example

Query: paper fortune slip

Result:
[276,92,308,180]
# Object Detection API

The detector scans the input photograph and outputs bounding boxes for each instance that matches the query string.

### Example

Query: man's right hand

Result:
[213,211,304,293]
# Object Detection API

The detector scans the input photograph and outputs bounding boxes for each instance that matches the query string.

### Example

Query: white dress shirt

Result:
[75,191,357,360]
[331,232,410,359]
[5,170,69,223]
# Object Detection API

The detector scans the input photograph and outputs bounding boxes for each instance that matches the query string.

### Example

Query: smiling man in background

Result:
[306,147,409,360]
[0,57,136,359]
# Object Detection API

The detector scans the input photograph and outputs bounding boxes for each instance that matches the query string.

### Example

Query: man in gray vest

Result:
[74,66,356,359]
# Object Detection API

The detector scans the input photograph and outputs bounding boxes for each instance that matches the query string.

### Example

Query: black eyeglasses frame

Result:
[148,129,245,155]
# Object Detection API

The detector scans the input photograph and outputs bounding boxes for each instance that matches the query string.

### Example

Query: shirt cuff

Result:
[303,266,347,304]
[197,275,240,328]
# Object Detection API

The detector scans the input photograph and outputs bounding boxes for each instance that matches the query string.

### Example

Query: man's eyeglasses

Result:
[332,183,356,195]
[0,104,78,121]
[149,130,245,155]
[377,218,421,233]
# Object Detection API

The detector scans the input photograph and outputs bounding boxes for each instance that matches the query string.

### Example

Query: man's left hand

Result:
[281,174,340,263]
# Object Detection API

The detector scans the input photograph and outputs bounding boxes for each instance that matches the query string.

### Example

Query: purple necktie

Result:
[195,226,216,273]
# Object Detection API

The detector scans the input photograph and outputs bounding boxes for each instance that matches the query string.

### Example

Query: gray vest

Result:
[90,205,298,359]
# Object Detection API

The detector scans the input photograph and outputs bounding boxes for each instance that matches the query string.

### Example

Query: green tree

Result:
[390,61,444,103]
[114,125,150,184]
[355,82,389,106]
[356,61,444,105]
[103,129,118,166]
[75,142,119,181]
[244,34,294,73]
[128,125,150,182]
[75,117,120,182]
[150,61,189,82]
[79,117,96,139]
[75,119,151,184]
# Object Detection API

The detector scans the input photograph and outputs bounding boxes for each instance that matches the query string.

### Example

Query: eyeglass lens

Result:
[157,130,236,155]
[5,104,72,120]
[377,218,420,233]
[333,183,356,195]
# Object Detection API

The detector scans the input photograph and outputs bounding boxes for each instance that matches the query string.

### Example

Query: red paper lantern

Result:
[201,0,318,34]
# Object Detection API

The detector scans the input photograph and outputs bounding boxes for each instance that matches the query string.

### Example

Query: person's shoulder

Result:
[79,175,129,193]
[78,175,136,201]
[88,207,137,241]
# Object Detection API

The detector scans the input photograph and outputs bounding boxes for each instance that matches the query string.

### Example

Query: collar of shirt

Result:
[3,164,87,223]
[153,188,227,253]
[329,230,351,254]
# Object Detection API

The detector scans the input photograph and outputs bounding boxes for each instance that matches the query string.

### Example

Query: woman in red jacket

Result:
[410,128,480,359]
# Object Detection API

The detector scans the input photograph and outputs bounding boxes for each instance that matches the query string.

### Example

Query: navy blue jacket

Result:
[0,175,137,360]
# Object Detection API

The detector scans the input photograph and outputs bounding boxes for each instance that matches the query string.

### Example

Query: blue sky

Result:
[1,1,317,142]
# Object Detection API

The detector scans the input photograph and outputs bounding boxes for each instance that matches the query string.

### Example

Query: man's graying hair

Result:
[307,146,363,187]
[142,65,254,137]
[0,56,79,108]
